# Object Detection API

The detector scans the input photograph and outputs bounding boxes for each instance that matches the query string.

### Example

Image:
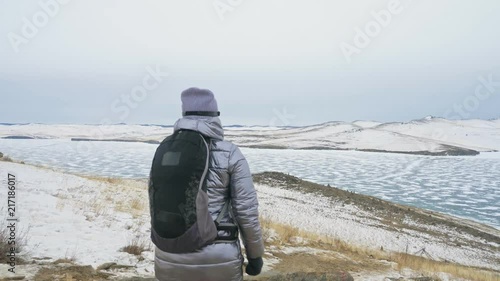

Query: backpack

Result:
[149,129,237,254]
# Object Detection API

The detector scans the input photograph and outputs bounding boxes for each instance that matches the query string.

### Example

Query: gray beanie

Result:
[181,87,220,116]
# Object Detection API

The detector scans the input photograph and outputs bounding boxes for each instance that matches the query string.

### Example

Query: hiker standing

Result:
[149,88,265,281]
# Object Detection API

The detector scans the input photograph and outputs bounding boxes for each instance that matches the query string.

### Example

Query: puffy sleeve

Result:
[228,145,265,259]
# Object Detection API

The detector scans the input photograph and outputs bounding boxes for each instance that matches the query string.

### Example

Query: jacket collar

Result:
[173,116,224,141]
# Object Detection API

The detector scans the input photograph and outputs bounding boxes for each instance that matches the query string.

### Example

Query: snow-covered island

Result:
[1,117,500,156]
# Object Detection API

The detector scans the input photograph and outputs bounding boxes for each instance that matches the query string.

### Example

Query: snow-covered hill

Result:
[374,117,500,153]
[225,117,500,155]
[0,161,498,280]
[1,117,499,156]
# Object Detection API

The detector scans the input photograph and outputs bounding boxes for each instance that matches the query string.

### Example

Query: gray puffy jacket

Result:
[154,116,265,281]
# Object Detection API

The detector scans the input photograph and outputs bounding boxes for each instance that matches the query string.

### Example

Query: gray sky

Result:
[1,0,499,126]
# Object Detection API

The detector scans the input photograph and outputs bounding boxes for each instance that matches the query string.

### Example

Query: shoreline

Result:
[0,160,498,280]
[253,172,499,270]
[71,137,483,157]
[1,136,488,156]
[1,152,498,231]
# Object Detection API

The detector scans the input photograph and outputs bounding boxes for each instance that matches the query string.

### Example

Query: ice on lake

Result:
[1,139,498,229]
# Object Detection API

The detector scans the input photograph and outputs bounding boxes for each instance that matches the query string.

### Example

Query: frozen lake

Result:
[1,139,499,229]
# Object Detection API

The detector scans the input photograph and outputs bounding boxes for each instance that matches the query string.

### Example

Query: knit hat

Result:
[181,87,220,117]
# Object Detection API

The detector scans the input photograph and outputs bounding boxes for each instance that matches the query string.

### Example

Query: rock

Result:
[266,236,277,244]
[97,262,117,271]
[265,272,354,281]
[1,276,26,281]
[32,257,53,261]
[288,236,305,245]
[97,262,134,271]
[116,277,158,281]
[110,264,135,270]
[385,277,437,281]
[52,258,75,265]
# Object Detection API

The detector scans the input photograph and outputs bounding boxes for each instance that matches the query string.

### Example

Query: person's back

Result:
[150,88,264,281]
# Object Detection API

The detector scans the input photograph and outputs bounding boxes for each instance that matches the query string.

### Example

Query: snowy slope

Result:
[230,125,453,153]
[256,183,499,271]
[352,120,382,128]
[375,117,500,152]
[0,123,170,142]
[0,118,499,155]
[0,162,154,278]
[228,118,499,154]
[0,161,498,280]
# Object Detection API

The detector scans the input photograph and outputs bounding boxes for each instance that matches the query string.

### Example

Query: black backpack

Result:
[149,129,237,253]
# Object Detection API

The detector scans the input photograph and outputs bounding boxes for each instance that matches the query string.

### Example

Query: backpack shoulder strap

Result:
[215,201,229,226]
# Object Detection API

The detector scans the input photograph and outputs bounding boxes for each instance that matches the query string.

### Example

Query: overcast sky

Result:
[1,0,499,126]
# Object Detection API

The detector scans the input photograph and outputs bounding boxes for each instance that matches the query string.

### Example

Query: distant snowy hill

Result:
[226,117,500,155]
[1,117,499,156]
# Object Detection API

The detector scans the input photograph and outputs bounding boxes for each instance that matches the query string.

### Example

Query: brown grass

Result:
[84,175,148,217]
[52,258,75,265]
[74,197,109,221]
[254,172,500,246]
[261,218,500,281]
[130,197,146,211]
[33,265,111,281]
[0,220,29,264]
[82,175,124,185]
[261,217,364,254]
[261,217,301,245]
[120,237,150,256]
[113,195,148,218]
[0,155,13,162]
[392,253,500,281]
[0,229,12,264]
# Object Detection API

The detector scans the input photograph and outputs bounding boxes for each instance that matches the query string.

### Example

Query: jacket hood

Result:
[173,116,224,140]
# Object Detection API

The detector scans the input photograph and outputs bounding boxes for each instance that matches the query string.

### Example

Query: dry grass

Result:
[0,219,30,264]
[392,253,500,281]
[74,196,109,221]
[261,217,365,254]
[60,245,79,265]
[113,195,148,218]
[260,217,500,281]
[120,237,151,256]
[33,265,110,281]
[130,197,146,211]
[84,175,148,217]
[0,228,13,264]
[114,193,147,210]
[82,175,125,185]
[89,201,109,217]
[260,216,274,242]
[0,155,53,171]
[0,155,13,162]
[261,217,301,245]
[52,258,75,265]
